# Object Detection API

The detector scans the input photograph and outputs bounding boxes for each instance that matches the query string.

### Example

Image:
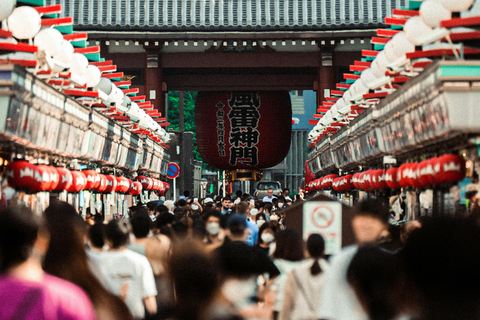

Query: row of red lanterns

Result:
[6,161,169,195]
[308,154,466,193]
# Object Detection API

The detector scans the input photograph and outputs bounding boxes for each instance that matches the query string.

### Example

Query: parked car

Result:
[254,181,282,199]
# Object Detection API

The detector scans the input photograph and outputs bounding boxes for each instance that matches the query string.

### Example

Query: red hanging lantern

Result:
[47,166,60,191]
[362,171,374,192]
[115,177,128,193]
[53,167,72,192]
[104,175,117,193]
[332,177,343,192]
[397,164,410,188]
[408,163,423,189]
[130,181,143,195]
[342,174,354,192]
[164,182,170,193]
[83,170,100,190]
[321,174,338,190]
[375,169,389,190]
[417,159,436,188]
[385,167,401,189]
[36,165,53,192]
[157,181,165,196]
[137,175,152,190]
[433,154,466,184]
[67,171,87,193]
[6,160,38,191]
[96,174,108,193]
[352,173,361,189]
[195,91,292,170]
[127,179,135,194]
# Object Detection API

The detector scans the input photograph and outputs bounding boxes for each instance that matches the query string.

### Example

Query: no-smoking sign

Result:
[303,201,342,255]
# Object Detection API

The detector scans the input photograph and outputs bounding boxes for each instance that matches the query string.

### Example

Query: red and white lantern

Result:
[67,171,87,193]
[96,174,108,193]
[433,154,466,184]
[6,161,39,191]
[53,167,72,192]
[385,167,401,189]
[104,175,117,193]
[83,170,100,190]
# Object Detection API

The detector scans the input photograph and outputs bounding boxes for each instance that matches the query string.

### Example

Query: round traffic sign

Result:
[167,163,180,179]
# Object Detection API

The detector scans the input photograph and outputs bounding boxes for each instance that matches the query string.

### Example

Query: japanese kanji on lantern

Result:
[195,91,292,180]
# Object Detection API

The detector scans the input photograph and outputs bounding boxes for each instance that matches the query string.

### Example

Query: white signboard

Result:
[303,201,342,255]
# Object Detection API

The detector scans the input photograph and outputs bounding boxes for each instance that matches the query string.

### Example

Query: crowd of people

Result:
[2,189,480,320]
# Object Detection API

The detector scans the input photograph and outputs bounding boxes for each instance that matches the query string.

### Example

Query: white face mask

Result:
[261,233,275,243]
[278,202,284,208]
[250,208,258,216]
[191,204,199,211]
[222,277,257,309]
[206,222,220,235]
[256,220,265,227]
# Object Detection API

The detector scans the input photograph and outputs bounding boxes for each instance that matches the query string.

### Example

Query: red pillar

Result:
[316,45,336,107]
[144,47,165,117]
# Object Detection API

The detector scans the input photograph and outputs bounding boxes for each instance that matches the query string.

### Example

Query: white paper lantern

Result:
[8,6,41,39]
[384,32,416,62]
[360,68,378,89]
[330,104,338,119]
[34,28,64,57]
[420,0,451,28]
[70,53,89,76]
[53,40,74,68]
[371,51,389,79]
[108,85,124,106]
[440,0,474,12]
[404,16,433,46]
[342,89,353,105]
[1,0,17,23]
[127,102,141,118]
[350,79,369,97]
[336,97,346,109]
[94,77,113,95]
[84,65,102,87]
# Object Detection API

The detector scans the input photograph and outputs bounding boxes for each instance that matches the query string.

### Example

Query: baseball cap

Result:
[204,197,214,204]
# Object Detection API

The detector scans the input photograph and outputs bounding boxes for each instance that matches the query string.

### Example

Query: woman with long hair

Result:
[43,201,132,320]
[270,228,306,319]
[279,233,328,320]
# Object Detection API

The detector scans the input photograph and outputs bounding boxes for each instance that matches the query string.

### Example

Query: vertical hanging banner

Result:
[303,201,342,255]
[195,91,292,169]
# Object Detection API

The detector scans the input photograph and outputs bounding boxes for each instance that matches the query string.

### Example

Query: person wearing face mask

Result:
[203,209,224,251]
[255,222,278,256]
[256,212,267,228]
[276,196,287,210]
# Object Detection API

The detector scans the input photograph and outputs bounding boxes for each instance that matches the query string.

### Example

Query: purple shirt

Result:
[0,273,96,320]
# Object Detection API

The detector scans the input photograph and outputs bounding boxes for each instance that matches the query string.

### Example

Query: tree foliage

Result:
[167,91,203,162]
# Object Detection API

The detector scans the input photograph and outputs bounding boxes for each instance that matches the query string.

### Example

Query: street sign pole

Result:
[173,177,176,201]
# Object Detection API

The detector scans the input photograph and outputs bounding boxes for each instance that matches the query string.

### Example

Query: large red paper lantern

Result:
[67,171,87,193]
[332,177,343,192]
[385,167,401,189]
[83,170,100,190]
[164,182,170,193]
[53,167,72,192]
[433,154,466,184]
[157,181,165,195]
[408,163,423,189]
[104,175,117,193]
[6,161,39,191]
[115,176,130,193]
[195,91,292,170]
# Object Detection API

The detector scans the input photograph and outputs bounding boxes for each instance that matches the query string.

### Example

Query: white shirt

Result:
[262,195,277,203]
[272,259,310,312]
[98,249,157,319]
[317,245,368,320]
